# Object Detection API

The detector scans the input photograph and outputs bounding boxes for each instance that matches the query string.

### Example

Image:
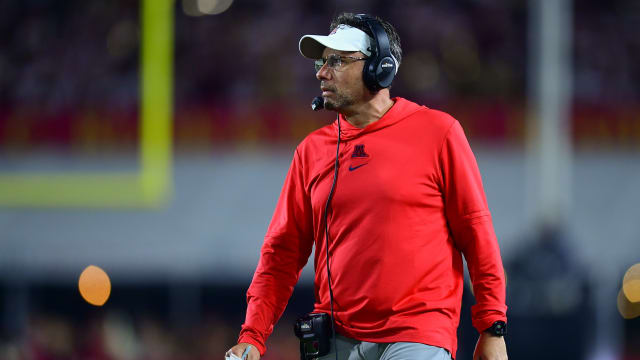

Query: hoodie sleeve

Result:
[439,120,508,334]
[238,148,314,355]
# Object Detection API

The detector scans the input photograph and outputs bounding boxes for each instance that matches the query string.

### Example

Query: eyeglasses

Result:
[314,54,367,72]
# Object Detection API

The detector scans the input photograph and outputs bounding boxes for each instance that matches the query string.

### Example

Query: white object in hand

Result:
[225,345,252,360]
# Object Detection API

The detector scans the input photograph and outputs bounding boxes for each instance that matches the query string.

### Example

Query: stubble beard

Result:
[323,90,355,111]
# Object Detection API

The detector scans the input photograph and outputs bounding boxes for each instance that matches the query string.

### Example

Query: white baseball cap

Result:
[299,24,373,59]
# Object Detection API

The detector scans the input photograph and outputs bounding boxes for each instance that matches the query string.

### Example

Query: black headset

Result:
[355,14,397,92]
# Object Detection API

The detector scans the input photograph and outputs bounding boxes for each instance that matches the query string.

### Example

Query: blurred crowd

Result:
[0,311,299,360]
[0,278,637,360]
[0,282,308,360]
[0,0,638,148]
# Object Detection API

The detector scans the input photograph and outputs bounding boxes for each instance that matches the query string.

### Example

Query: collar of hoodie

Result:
[332,97,424,141]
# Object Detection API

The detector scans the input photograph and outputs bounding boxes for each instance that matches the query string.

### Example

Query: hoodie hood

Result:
[332,97,425,141]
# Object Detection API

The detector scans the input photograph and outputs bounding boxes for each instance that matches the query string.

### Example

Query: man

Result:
[226,12,508,360]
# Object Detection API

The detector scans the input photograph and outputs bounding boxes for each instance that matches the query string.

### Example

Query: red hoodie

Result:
[239,98,507,358]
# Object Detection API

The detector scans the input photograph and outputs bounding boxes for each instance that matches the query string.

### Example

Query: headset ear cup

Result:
[362,54,395,92]
[376,56,396,88]
[356,14,396,91]
[362,57,379,92]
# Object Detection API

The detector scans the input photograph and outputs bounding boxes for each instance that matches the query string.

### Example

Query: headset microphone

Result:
[311,96,324,111]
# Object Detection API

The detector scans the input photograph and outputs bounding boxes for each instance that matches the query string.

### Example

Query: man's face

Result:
[316,48,369,111]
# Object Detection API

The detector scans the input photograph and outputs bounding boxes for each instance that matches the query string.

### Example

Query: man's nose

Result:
[316,63,332,81]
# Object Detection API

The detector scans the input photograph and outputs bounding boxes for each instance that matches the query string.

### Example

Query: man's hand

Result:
[473,333,507,360]
[225,342,260,360]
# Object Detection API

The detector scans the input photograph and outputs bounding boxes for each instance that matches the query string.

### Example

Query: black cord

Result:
[323,114,341,360]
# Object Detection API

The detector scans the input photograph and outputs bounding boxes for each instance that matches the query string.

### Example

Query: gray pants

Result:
[315,334,451,360]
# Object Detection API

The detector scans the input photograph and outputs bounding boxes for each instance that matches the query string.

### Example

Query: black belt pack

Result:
[294,313,331,360]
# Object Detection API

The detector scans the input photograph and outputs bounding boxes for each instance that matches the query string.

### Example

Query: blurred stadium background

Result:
[1,0,639,359]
